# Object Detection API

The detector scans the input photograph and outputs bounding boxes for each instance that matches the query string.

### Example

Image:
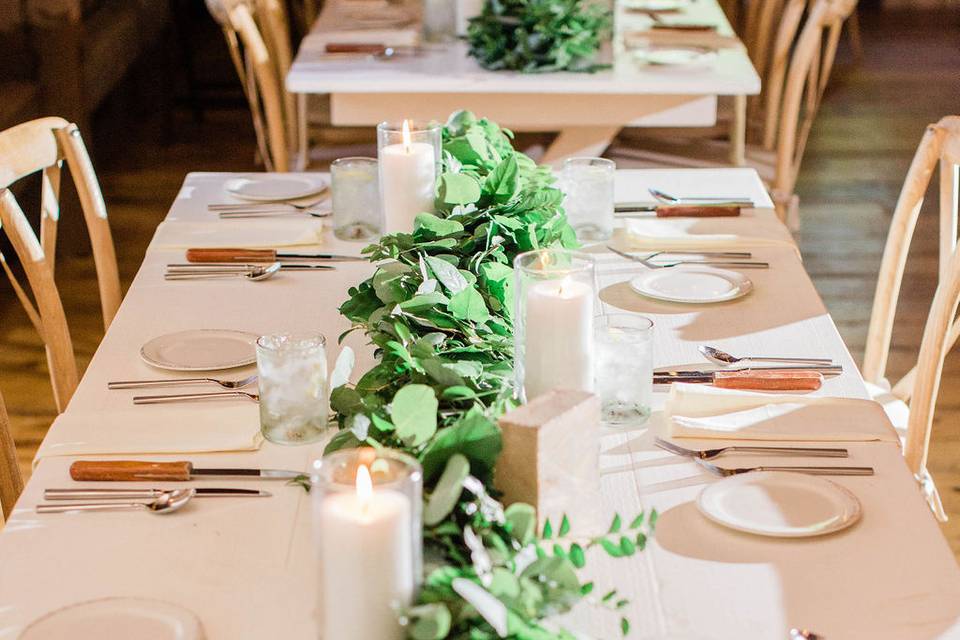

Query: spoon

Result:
[700,345,834,366]
[164,262,282,282]
[649,188,754,207]
[789,629,824,640]
[36,488,195,515]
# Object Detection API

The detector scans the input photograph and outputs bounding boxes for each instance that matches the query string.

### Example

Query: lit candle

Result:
[379,120,437,234]
[317,464,415,639]
[522,276,595,400]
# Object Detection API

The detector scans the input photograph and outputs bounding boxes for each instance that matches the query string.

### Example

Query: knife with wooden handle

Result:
[654,370,824,391]
[185,248,361,263]
[614,204,740,217]
[69,460,301,481]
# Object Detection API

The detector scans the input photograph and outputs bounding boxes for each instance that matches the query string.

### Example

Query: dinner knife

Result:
[69,460,301,481]
[614,203,740,217]
[44,487,272,499]
[655,364,842,375]
[185,248,363,263]
[653,370,824,390]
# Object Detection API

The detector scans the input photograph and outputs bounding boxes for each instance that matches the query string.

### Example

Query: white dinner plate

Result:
[622,0,690,10]
[697,472,862,538]
[21,597,205,640]
[634,47,718,67]
[629,266,752,303]
[224,175,327,202]
[140,330,259,371]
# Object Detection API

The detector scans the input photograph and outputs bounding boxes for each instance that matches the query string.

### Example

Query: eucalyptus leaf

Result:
[425,255,468,294]
[504,503,537,544]
[424,454,470,525]
[390,384,438,447]
[448,286,491,323]
[415,212,465,238]
[438,172,482,206]
[408,603,452,640]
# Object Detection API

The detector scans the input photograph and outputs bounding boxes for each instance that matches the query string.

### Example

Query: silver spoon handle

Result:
[743,356,835,364]
[133,391,256,404]
[45,489,164,500]
[728,446,848,457]
[753,466,874,476]
[109,378,211,389]
[36,502,145,514]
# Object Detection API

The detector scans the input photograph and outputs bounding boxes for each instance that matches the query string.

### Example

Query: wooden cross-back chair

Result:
[614,0,858,226]
[0,116,120,412]
[207,0,297,172]
[861,116,960,520]
[0,390,23,521]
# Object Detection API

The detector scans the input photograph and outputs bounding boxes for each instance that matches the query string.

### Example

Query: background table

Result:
[286,1,760,166]
[2,169,959,639]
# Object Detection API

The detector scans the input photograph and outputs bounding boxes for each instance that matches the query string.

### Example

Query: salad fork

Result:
[208,197,327,211]
[109,375,258,391]
[693,458,874,477]
[655,437,848,460]
[607,246,769,269]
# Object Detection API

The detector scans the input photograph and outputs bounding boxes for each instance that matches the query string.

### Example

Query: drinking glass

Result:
[312,447,423,640]
[256,333,329,444]
[514,249,597,403]
[562,157,616,242]
[331,157,381,241]
[594,314,654,427]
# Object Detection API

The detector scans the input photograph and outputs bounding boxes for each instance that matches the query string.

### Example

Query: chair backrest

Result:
[0,390,23,520]
[0,116,120,411]
[864,117,960,391]
[207,0,296,172]
[760,0,858,199]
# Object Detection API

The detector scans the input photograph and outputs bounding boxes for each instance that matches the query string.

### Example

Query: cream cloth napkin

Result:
[150,220,324,250]
[619,218,797,252]
[666,383,899,442]
[34,405,262,465]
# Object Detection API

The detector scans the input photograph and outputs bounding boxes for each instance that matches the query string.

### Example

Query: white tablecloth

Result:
[1,170,958,639]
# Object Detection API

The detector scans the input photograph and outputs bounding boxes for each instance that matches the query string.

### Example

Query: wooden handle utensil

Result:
[187,248,279,263]
[656,205,740,217]
[714,371,823,391]
[324,43,387,54]
[71,460,194,481]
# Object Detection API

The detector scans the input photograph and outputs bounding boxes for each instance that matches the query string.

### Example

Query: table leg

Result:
[295,93,308,171]
[729,95,747,166]
[541,126,621,167]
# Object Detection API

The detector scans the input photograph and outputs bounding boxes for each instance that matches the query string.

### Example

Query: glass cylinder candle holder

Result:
[514,249,597,403]
[377,120,441,235]
[256,333,329,445]
[331,156,382,241]
[595,314,654,427]
[312,447,423,640]
[562,157,616,242]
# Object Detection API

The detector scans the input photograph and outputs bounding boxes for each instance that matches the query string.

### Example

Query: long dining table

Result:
[286,0,760,167]
[2,168,960,639]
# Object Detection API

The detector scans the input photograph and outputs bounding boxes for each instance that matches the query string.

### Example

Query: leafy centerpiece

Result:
[466,0,614,73]
[329,110,653,638]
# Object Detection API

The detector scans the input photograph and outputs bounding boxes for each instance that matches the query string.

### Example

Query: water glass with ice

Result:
[256,333,330,445]
[331,157,382,241]
[594,314,653,427]
[562,157,616,242]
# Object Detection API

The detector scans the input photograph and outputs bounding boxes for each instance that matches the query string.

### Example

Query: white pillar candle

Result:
[379,121,436,234]
[318,466,414,640]
[522,278,595,400]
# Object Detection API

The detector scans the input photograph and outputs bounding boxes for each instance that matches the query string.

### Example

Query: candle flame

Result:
[356,464,373,512]
[559,276,571,297]
[402,119,412,152]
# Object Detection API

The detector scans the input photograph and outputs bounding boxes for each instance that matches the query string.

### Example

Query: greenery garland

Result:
[466,0,613,73]
[328,111,654,639]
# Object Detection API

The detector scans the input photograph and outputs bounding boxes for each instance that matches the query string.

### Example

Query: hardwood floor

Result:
[1,9,959,553]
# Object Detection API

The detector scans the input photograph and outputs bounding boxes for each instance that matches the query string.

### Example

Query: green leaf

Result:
[420,410,501,482]
[580,581,594,596]
[390,384,438,447]
[559,514,571,537]
[408,603,452,640]
[323,429,361,455]
[609,514,622,534]
[650,509,659,530]
[414,212,465,238]
[602,589,617,603]
[620,617,630,636]
[635,531,647,551]
[425,255,468,294]
[600,538,623,558]
[483,155,519,203]
[629,512,645,530]
[371,262,412,303]
[619,536,636,556]
[569,543,585,568]
[424,454,470,526]
[542,519,553,540]
[400,292,449,313]
[504,503,537,544]
[448,286,490,323]
[437,172,482,206]
[328,386,364,415]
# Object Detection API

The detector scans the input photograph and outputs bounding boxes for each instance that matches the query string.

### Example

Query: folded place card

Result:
[667,383,900,442]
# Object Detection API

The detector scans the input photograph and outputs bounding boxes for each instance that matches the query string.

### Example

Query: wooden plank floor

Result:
[2,9,959,554]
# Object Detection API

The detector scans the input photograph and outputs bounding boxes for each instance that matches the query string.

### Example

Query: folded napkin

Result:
[666,383,899,442]
[619,218,797,252]
[34,405,262,465]
[623,30,743,50]
[150,220,324,250]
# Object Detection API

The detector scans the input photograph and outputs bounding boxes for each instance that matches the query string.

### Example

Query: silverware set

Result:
[655,439,874,476]
[649,188,755,208]
[608,245,769,269]
[164,262,334,281]
[37,488,196,515]
[133,390,260,405]
[208,197,331,218]
[109,375,259,405]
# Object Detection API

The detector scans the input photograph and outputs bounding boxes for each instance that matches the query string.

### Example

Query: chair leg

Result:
[846,10,864,63]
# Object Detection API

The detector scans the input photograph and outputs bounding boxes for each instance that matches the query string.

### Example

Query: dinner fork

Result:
[132,391,260,405]
[655,437,848,460]
[109,375,258,391]
[208,197,327,211]
[607,246,769,269]
[694,458,874,477]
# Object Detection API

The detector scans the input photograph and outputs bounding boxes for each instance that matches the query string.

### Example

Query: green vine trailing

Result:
[466,0,613,73]
[327,111,654,639]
